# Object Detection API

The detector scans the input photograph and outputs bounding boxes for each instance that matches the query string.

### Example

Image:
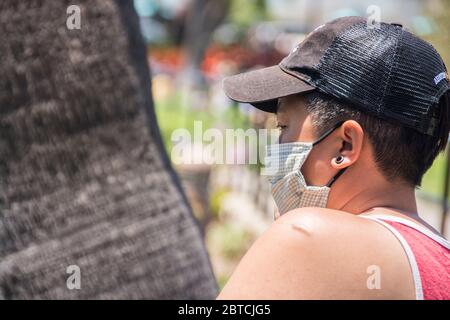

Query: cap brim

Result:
[222,65,315,113]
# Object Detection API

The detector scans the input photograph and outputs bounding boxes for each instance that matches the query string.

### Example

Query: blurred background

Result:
[134,0,450,289]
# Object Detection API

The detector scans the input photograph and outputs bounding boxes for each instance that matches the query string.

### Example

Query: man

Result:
[218,16,450,299]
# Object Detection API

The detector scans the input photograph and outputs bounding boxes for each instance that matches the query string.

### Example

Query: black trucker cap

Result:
[223,16,450,135]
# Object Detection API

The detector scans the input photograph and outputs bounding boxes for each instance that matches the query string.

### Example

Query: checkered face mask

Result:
[264,123,346,216]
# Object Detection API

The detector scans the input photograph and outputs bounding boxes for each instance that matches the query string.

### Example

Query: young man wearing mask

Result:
[218,16,450,300]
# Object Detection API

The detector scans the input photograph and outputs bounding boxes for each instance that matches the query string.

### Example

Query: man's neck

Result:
[331,180,418,216]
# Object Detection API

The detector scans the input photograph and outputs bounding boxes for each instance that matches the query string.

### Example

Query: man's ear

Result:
[331,120,364,169]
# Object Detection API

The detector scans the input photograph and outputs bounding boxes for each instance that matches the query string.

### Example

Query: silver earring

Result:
[336,156,344,164]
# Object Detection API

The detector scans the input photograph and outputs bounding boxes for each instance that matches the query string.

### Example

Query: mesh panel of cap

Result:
[313,22,449,135]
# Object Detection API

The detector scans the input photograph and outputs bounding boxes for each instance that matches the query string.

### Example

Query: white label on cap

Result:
[434,72,448,85]
[313,24,325,32]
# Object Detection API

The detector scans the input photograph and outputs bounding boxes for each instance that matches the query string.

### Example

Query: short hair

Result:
[303,90,450,186]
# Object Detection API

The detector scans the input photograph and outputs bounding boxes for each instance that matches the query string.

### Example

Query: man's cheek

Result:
[281,128,299,144]
[303,154,329,185]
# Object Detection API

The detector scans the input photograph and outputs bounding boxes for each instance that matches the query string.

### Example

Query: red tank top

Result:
[363,215,450,300]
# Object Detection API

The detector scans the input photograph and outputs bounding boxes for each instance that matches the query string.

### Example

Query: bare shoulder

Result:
[217,208,415,300]
[275,207,372,232]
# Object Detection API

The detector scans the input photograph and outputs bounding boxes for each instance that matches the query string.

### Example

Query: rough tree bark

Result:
[0,0,218,299]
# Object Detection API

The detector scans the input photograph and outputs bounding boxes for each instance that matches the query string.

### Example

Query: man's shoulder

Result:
[272,208,405,273]
[268,208,382,251]
[218,207,415,299]
[276,207,371,231]
[271,208,388,273]
[269,207,415,298]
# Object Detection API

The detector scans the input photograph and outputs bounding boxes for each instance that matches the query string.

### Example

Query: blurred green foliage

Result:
[425,0,450,67]
[155,93,252,153]
[421,152,447,199]
[210,188,231,219]
[154,92,214,152]
[208,221,254,260]
[229,0,268,27]
[421,0,450,200]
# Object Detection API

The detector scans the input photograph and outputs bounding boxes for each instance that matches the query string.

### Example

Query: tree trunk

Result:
[182,0,231,87]
[0,0,218,299]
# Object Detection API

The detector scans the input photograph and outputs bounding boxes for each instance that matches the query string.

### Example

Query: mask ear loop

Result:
[312,121,345,146]
[310,121,348,187]
[326,167,348,187]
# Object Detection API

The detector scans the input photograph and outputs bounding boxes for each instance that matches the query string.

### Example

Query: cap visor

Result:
[222,65,315,113]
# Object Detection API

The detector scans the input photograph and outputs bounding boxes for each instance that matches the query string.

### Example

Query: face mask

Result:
[263,122,347,216]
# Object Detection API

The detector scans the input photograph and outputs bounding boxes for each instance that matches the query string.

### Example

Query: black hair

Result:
[304,90,450,186]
